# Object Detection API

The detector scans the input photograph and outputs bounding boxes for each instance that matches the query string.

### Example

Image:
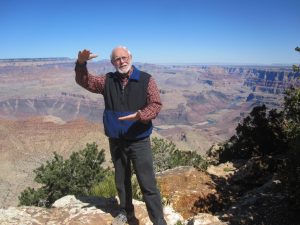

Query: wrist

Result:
[76,60,87,66]
[136,110,142,120]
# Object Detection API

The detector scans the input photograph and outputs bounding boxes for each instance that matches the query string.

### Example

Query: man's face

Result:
[111,48,132,74]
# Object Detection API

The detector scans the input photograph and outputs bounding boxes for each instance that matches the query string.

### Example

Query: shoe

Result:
[128,216,139,225]
[112,213,128,225]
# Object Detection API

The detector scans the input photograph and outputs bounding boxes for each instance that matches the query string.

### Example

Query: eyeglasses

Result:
[112,56,130,63]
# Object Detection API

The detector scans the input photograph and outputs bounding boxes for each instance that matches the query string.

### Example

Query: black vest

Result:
[103,66,153,140]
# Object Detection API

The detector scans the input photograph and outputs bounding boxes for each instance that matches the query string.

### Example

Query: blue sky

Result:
[1,0,300,64]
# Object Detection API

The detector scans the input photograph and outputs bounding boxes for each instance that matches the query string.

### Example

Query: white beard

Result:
[115,60,132,74]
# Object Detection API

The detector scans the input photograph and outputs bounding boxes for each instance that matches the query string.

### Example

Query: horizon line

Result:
[0,57,297,67]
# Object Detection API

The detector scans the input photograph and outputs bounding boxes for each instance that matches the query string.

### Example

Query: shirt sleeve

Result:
[139,77,162,122]
[75,62,106,95]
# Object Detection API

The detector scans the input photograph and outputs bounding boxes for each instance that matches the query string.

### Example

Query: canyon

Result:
[0,58,299,209]
[1,59,298,152]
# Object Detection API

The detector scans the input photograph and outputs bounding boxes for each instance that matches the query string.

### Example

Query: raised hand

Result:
[77,49,98,64]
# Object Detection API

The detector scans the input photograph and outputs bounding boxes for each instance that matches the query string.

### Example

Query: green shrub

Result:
[18,187,48,207]
[19,143,107,207]
[219,105,288,162]
[90,171,143,201]
[90,171,117,198]
[151,137,208,173]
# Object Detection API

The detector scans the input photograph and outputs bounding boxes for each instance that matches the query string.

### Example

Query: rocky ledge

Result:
[0,166,228,225]
[0,194,225,225]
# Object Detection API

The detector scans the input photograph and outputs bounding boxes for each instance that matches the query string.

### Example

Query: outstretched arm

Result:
[75,49,105,94]
[77,49,98,64]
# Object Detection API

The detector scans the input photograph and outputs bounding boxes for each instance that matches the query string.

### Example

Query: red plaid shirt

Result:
[75,63,162,122]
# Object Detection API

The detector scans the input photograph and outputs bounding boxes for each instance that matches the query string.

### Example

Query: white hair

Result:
[110,46,132,60]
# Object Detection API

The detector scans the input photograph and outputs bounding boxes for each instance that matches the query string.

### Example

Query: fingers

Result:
[118,113,137,121]
[89,54,98,60]
[118,115,133,120]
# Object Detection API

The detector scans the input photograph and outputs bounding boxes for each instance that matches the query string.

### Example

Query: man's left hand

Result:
[118,111,141,121]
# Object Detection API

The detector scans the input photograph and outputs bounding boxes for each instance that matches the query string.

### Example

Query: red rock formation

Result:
[157,167,218,219]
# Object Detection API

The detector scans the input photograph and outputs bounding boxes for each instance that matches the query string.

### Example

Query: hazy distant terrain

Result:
[0,58,299,208]
[1,59,298,152]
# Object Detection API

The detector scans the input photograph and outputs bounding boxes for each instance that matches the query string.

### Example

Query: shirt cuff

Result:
[75,61,87,67]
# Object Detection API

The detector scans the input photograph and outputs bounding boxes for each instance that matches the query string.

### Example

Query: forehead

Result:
[112,48,129,58]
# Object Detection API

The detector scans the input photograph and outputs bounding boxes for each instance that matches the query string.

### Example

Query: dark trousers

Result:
[109,137,167,225]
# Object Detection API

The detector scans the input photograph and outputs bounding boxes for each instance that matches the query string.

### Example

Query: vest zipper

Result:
[121,84,125,94]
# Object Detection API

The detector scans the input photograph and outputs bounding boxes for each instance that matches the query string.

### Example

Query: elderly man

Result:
[75,46,167,225]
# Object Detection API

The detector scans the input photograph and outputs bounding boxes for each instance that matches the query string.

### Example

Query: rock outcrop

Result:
[0,194,226,225]
[157,167,218,219]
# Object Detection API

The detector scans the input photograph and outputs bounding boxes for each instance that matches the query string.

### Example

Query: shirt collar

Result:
[128,65,140,81]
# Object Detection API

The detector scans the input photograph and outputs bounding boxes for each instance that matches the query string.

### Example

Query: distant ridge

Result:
[0,57,72,62]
